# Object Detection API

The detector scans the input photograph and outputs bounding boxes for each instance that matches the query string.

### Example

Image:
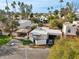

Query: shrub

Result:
[48,37,79,59]
[0,35,10,46]
[38,23,43,27]
[20,39,32,45]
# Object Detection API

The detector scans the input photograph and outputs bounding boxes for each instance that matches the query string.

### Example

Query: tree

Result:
[53,10,59,15]
[59,0,64,8]
[49,19,58,28]
[11,1,16,13]
[4,1,18,37]
[0,15,7,23]
[5,6,10,13]
[66,12,76,23]
[25,4,32,14]
[18,1,25,18]
[18,1,32,19]
[66,1,79,13]
[48,6,53,14]
[66,2,77,23]
[0,10,6,16]
[5,0,9,13]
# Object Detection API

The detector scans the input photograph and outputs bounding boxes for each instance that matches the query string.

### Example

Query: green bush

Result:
[38,23,43,27]
[20,39,32,45]
[0,35,10,46]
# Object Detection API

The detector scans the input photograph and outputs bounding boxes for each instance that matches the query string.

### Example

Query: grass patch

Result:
[20,39,32,45]
[48,37,79,59]
[0,35,10,46]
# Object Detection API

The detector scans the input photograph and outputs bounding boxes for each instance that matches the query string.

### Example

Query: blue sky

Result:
[0,0,78,13]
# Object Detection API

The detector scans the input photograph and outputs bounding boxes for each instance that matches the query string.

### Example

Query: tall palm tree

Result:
[5,0,10,18]
[5,0,9,13]
[47,6,53,14]
[59,0,64,18]
[11,1,16,13]
[59,0,64,9]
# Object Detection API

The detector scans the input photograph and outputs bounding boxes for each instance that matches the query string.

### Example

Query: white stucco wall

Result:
[63,23,77,35]
[29,32,48,45]
[35,40,47,45]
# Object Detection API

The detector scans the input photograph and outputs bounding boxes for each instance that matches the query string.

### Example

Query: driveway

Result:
[0,47,49,59]
[26,48,49,59]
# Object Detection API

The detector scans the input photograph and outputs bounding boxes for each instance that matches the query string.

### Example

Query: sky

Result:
[0,0,78,13]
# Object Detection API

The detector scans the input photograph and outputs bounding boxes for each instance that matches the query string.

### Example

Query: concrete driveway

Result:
[26,48,49,59]
[0,47,49,59]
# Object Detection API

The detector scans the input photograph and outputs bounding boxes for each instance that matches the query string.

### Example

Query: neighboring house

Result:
[29,27,62,45]
[15,28,31,39]
[0,22,6,35]
[62,22,77,36]
[39,16,48,23]
[73,21,79,27]
[16,19,37,39]
[75,11,79,19]
[18,20,37,29]
[18,20,32,29]
[73,21,79,35]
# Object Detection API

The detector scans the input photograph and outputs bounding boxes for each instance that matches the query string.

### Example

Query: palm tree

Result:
[5,0,9,13]
[47,6,53,14]
[29,4,32,13]
[5,0,10,18]
[25,4,32,14]
[59,0,64,18]
[18,1,32,19]
[18,2,26,19]
[59,0,64,9]
[11,1,16,13]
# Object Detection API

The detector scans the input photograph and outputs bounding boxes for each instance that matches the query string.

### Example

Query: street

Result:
[0,47,49,59]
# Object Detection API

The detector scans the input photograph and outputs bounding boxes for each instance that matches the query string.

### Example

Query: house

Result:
[75,11,79,19]
[15,28,31,39]
[18,20,37,29]
[62,22,77,36]
[0,22,6,35]
[29,27,48,45]
[73,21,79,35]
[29,27,62,45]
[18,20,32,29]
[39,16,48,23]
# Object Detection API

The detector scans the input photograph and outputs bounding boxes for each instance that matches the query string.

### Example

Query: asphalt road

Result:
[0,47,49,59]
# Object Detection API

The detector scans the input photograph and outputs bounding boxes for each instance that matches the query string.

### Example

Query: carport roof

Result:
[30,29,47,35]
[46,29,62,35]
[30,27,62,36]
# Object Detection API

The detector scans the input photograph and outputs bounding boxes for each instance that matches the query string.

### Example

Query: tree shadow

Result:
[0,45,18,56]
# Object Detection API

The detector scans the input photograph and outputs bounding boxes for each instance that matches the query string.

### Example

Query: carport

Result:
[46,29,62,46]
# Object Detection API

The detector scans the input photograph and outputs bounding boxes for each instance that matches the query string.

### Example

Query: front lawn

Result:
[0,35,11,46]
